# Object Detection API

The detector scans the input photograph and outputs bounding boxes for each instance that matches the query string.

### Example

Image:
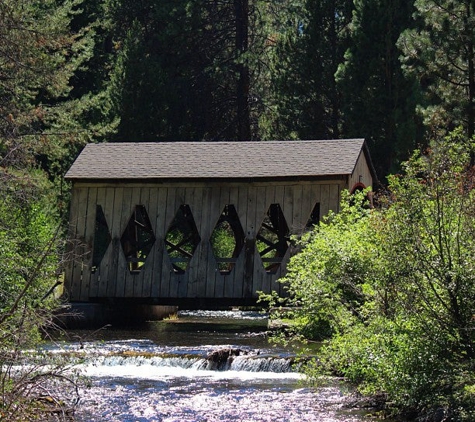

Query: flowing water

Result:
[50,310,375,422]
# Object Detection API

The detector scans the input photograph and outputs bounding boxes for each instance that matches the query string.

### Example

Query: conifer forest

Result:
[1,0,475,420]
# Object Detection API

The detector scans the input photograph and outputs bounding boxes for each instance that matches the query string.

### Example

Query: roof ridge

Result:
[66,139,370,180]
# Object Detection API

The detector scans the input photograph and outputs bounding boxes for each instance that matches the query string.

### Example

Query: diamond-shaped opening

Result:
[305,202,320,229]
[256,203,290,274]
[120,205,156,274]
[210,204,245,275]
[165,204,201,274]
[91,205,112,273]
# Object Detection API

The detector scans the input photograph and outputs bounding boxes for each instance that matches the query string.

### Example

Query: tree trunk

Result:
[234,0,251,141]
[467,2,474,139]
[329,0,340,138]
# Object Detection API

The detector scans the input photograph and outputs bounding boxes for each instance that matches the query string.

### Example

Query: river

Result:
[51,310,376,422]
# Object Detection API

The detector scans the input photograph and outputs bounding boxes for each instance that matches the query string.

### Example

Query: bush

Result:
[274,129,475,419]
[0,169,79,421]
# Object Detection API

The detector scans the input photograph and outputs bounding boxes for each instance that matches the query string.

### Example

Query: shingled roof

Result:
[65,139,369,181]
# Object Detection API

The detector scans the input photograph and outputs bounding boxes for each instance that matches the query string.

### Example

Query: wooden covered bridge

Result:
[64,139,375,321]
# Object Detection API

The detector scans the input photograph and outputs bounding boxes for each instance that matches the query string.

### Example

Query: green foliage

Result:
[383,129,475,359]
[398,0,475,138]
[276,189,377,341]
[0,169,77,420]
[336,0,421,178]
[319,314,458,412]
[272,131,475,419]
[210,224,235,258]
[261,0,353,141]
[0,0,118,188]
[0,1,89,417]
[101,0,278,142]
[0,170,60,333]
[210,222,237,272]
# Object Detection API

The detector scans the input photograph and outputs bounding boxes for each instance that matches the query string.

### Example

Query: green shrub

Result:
[0,170,78,420]
[276,188,380,341]
[273,129,475,419]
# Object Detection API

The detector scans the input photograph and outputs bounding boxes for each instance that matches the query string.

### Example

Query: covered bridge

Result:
[64,139,375,316]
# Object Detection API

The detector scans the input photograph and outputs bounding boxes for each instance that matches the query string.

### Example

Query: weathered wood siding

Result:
[348,151,373,191]
[65,180,346,303]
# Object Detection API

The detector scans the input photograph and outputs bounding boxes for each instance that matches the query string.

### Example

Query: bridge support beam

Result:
[58,302,178,328]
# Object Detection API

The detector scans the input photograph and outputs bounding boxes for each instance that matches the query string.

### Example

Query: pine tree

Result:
[398,0,475,138]
[262,0,353,141]
[0,0,97,172]
[0,0,120,180]
[337,0,420,179]
[101,0,274,142]
[0,2,97,415]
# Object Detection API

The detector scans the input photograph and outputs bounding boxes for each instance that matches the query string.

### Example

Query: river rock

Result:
[206,348,250,370]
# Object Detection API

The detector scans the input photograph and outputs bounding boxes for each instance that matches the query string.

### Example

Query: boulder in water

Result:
[206,348,250,370]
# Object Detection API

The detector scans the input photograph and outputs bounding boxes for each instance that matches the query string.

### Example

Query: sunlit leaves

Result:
[383,130,475,352]
[274,130,475,417]
[279,189,377,339]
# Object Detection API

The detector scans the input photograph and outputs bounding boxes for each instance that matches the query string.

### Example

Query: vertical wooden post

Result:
[243,237,255,298]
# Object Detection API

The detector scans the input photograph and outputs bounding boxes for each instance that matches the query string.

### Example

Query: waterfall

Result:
[72,345,300,375]
[45,310,366,422]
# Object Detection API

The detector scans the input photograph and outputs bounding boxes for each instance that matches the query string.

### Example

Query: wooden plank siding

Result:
[186,187,203,299]
[64,180,350,304]
[81,188,98,300]
[154,187,168,297]
[68,186,88,301]
[348,150,374,192]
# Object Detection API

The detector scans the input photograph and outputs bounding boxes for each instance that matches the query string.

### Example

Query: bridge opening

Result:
[257,203,290,274]
[210,204,245,275]
[165,204,201,274]
[120,205,156,274]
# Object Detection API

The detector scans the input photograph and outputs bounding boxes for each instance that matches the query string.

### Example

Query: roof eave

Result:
[65,174,351,185]
[362,141,379,187]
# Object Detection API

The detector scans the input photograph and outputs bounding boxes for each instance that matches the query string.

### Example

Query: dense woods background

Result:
[1,0,474,182]
[1,0,475,419]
